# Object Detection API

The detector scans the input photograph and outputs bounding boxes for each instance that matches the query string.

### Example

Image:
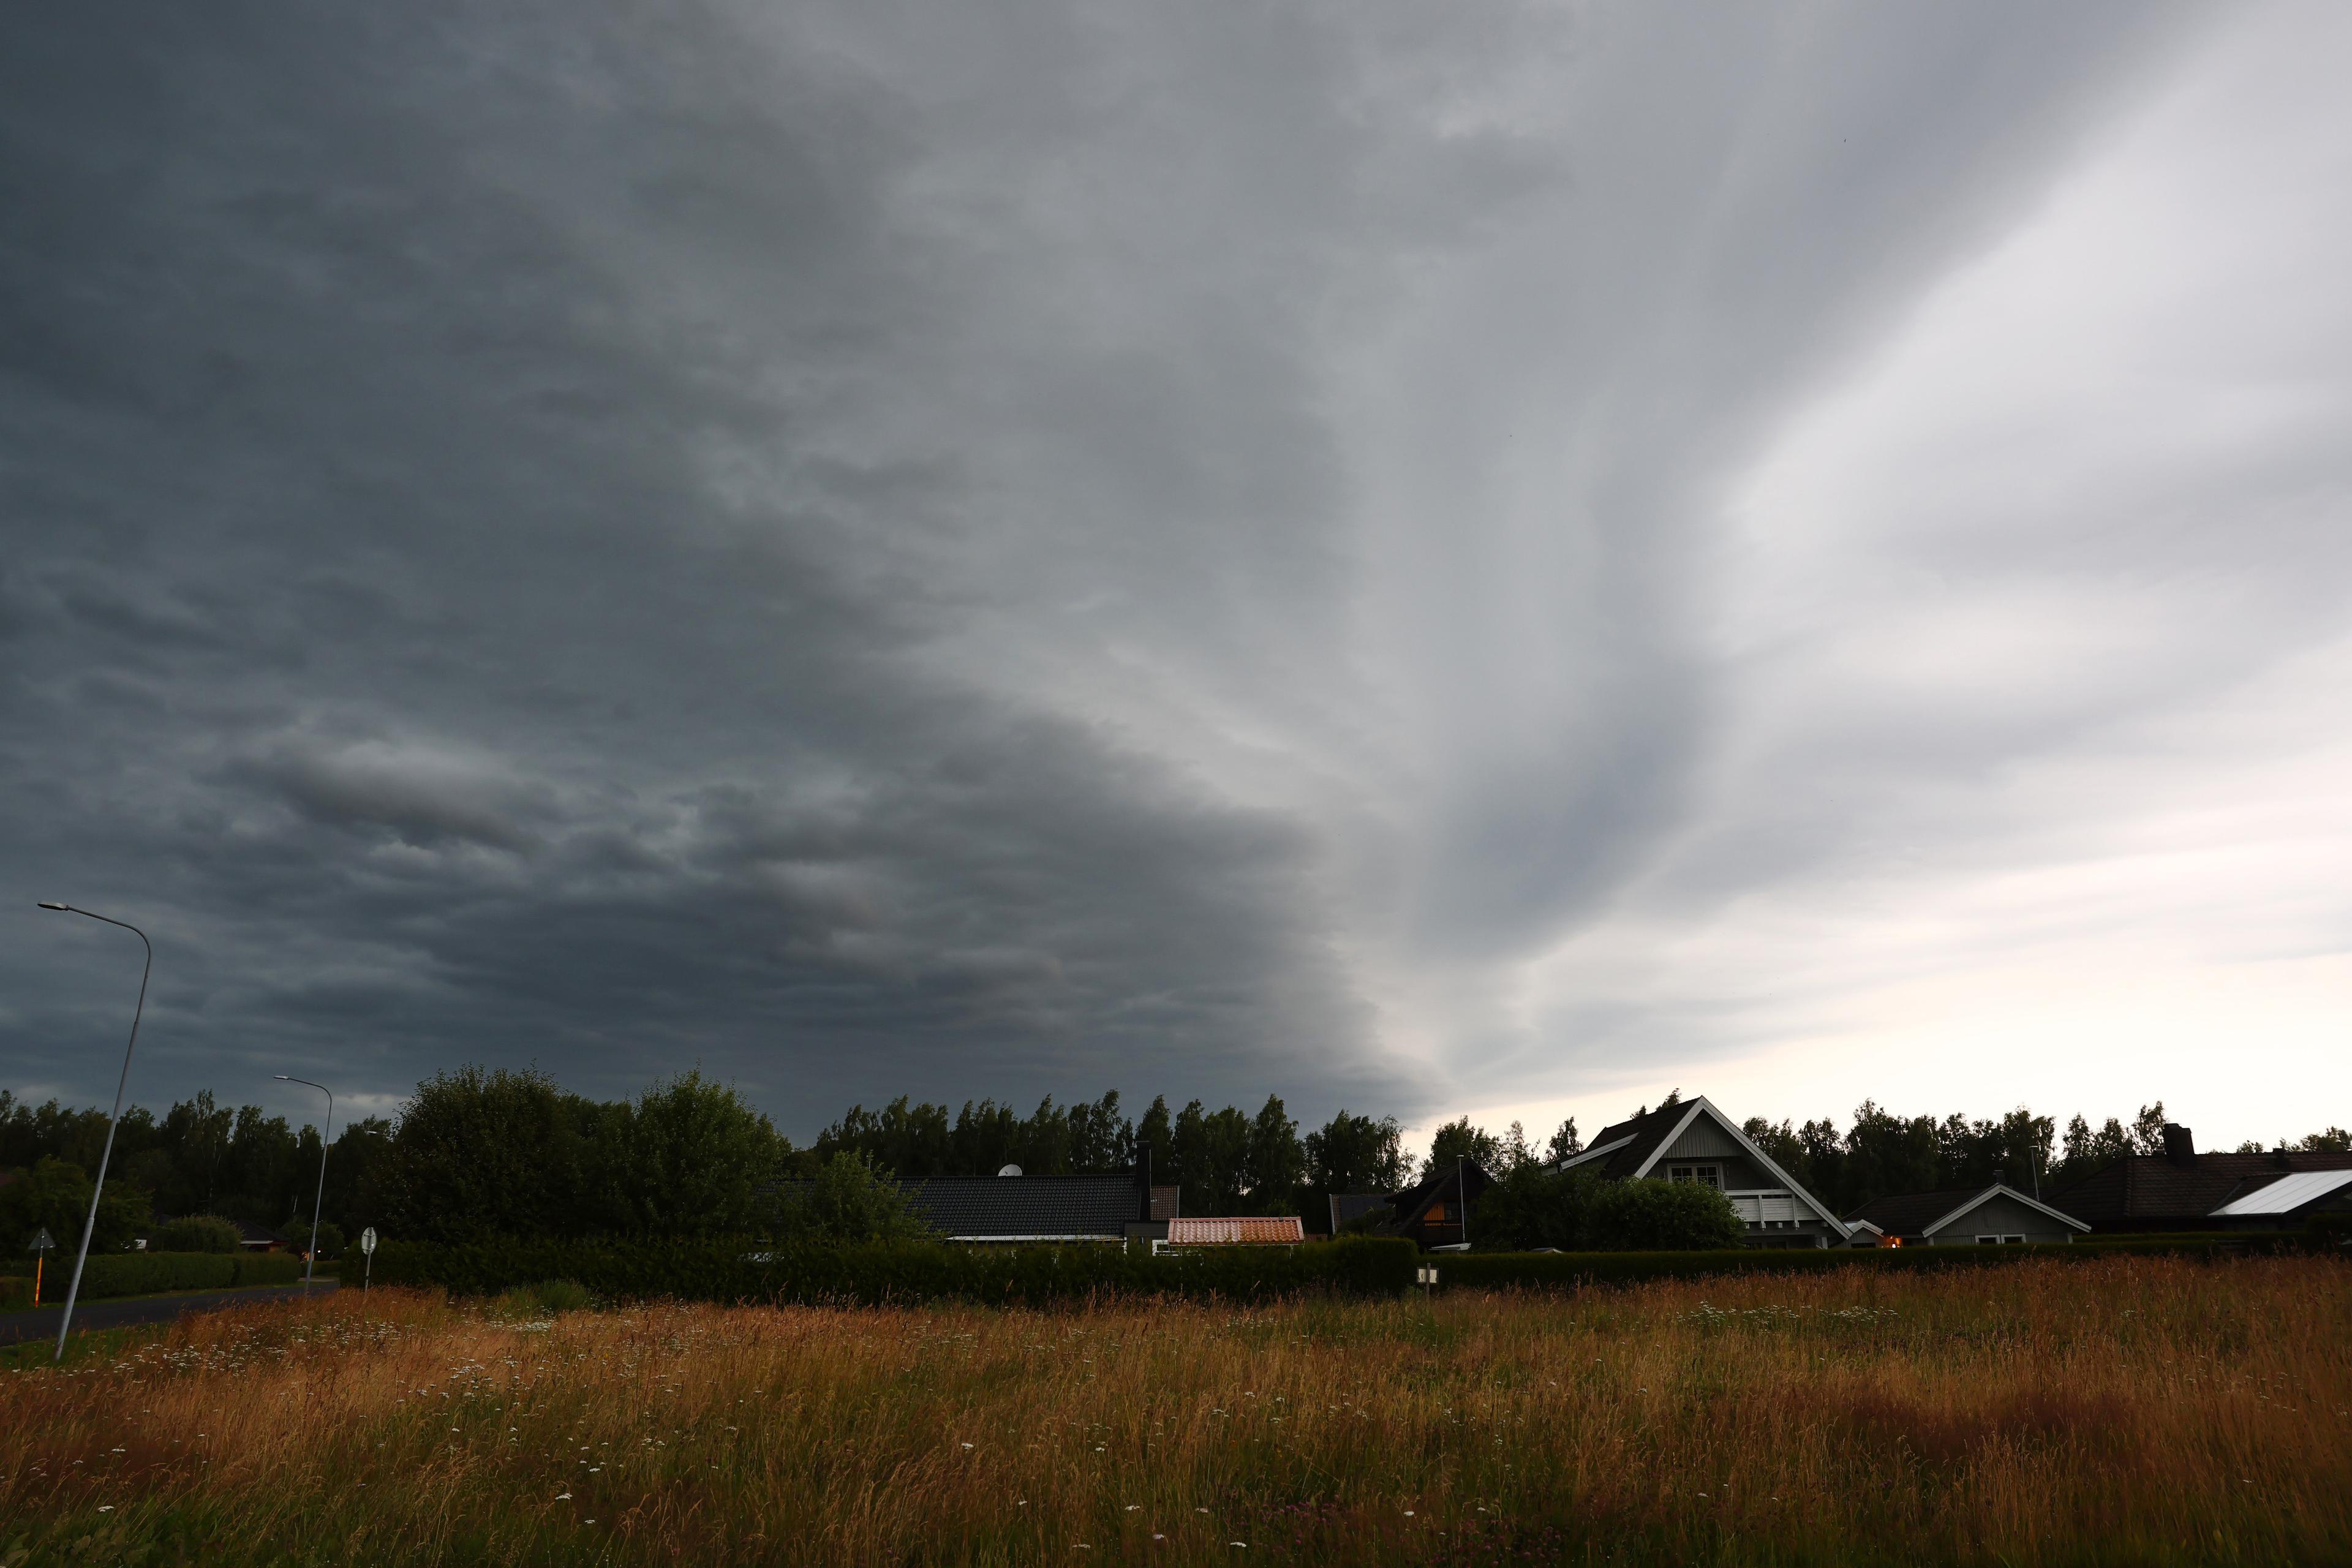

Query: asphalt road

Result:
[0,1280,339,1346]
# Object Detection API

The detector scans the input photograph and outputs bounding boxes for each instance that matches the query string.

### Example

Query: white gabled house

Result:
[1556,1095,1849,1248]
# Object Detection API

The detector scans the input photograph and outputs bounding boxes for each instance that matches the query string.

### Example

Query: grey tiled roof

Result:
[2051,1152,2352,1228]
[1577,1101,1695,1180]
[907,1175,1146,1238]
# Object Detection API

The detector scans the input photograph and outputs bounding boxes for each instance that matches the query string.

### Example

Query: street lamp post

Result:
[275,1075,333,1286]
[35,902,151,1363]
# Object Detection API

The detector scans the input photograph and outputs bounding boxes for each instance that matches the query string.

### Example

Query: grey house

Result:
[1556,1096,1848,1248]
[1842,1183,2089,1247]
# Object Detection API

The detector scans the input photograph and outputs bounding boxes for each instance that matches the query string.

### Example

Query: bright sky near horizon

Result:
[4,2,2347,1151]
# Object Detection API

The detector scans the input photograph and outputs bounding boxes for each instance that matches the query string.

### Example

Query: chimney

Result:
[1136,1145,1154,1223]
[2162,1124,2196,1168]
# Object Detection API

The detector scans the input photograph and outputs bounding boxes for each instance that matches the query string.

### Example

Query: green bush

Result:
[274,1220,346,1259]
[0,1159,153,1254]
[767,1150,929,1243]
[374,1234,1420,1306]
[0,1274,30,1310]
[1470,1168,1746,1251]
[153,1215,244,1254]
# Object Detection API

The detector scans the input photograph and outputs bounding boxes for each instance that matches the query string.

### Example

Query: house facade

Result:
[1557,1097,1849,1248]
[1378,1161,1495,1251]
[1842,1183,2088,1247]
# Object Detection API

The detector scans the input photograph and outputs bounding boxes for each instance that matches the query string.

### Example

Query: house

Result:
[1842,1183,2089,1247]
[229,1219,285,1252]
[2052,1124,2352,1233]
[1556,1096,1849,1248]
[902,1155,1178,1244]
[1162,1216,1304,1250]
[1379,1161,1495,1251]
[1326,1194,1390,1235]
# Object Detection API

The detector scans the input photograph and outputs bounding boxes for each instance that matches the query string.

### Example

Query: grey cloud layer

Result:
[1,2,2228,1131]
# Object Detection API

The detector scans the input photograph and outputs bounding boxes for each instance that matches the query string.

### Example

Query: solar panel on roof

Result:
[2209,1169,2352,1216]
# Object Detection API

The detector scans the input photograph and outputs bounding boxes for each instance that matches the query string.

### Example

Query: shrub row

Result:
[363,1230,2326,1310]
[374,1235,1420,1305]
[0,1251,314,1303]
[1435,1231,2323,1291]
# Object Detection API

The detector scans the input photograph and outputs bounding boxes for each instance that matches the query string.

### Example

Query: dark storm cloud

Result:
[3,1,2253,1135]
[0,0,1416,1125]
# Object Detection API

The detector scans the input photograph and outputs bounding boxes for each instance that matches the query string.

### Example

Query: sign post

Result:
[360,1227,377,1292]
[28,1227,55,1306]
[1415,1263,1438,1301]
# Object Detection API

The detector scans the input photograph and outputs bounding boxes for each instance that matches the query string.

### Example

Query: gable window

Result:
[1667,1164,1722,1189]
[1975,1235,2029,1246]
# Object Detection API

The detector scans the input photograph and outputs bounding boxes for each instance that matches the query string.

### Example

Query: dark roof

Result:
[1386,1161,1494,1231]
[2052,1152,2352,1227]
[1841,1185,2084,1237]
[907,1175,1144,1238]
[1573,1101,1702,1180]
[1328,1194,1389,1232]
[1842,1187,1990,1235]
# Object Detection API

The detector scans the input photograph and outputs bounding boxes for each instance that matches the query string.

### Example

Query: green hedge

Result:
[1435,1232,2319,1291]
[0,1251,314,1302]
[374,1235,1419,1305]
[0,1274,30,1311]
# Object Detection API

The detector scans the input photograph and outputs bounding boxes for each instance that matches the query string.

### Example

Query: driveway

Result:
[0,1280,339,1346]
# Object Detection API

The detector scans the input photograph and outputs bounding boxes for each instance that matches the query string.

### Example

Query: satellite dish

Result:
[997,1163,1023,1177]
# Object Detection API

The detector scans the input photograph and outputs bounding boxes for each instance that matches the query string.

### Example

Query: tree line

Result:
[810,1093,1425,1219]
[1,1087,391,1257]
[7,1071,2346,1256]
[1740,1098,2350,1218]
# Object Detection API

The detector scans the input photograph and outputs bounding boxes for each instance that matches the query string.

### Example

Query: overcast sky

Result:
[5,2,2348,1150]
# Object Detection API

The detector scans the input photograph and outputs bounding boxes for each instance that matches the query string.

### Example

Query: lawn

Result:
[1,1254,2345,1566]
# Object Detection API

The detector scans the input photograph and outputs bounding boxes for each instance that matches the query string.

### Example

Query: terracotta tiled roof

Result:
[1166,1217,1305,1246]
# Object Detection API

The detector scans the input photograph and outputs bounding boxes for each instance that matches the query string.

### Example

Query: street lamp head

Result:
[275,1074,290,1081]
[37,902,69,911]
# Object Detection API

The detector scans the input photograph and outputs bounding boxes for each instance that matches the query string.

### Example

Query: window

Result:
[1667,1164,1722,1189]
[1976,1235,1997,1245]
[2003,1235,2025,1245]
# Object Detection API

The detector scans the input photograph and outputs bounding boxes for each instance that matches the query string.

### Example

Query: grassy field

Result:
[1,1255,2345,1566]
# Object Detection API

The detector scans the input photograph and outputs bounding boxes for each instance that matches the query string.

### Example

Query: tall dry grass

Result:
[2,1254,2346,1566]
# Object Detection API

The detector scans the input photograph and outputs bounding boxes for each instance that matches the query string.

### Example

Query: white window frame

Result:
[1667,1163,1723,1189]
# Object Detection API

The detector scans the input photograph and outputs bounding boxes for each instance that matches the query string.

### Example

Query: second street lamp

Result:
[275,1075,333,1287]
[35,902,151,1362]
